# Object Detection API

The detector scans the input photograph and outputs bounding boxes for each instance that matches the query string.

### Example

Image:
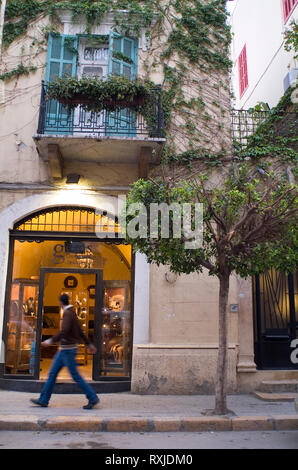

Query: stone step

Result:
[253,391,296,402]
[259,380,298,393]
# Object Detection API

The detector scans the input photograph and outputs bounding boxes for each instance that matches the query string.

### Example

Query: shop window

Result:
[4,239,132,379]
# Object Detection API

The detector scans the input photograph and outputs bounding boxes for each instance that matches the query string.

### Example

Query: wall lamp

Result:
[66,174,81,184]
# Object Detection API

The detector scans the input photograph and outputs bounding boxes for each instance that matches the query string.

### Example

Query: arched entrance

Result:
[1,206,133,392]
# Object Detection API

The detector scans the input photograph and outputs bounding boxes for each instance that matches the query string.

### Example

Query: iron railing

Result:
[231,108,270,146]
[37,81,165,138]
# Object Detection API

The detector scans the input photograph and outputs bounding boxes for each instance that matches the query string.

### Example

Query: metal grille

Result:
[14,207,120,234]
[258,270,290,331]
[253,269,298,369]
[231,109,269,146]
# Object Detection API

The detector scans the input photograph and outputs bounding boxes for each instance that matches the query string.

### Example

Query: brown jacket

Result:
[50,306,90,347]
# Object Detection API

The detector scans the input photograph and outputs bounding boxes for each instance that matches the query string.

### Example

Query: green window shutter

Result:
[108,31,138,80]
[45,34,78,135]
[45,33,78,83]
[106,32,139,137]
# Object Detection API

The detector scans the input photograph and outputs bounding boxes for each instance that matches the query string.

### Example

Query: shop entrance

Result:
[36,268,102,381]
[3,206,133,390]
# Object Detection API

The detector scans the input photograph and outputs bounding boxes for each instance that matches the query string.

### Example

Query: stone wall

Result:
[131,346,238,394]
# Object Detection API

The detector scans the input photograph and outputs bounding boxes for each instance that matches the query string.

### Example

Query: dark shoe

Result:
[30,398,48,407]
[83,396,100,410]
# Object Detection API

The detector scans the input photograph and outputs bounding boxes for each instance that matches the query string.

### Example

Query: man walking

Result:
[30,294,99,410]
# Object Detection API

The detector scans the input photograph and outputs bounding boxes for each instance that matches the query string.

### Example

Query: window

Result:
[282,0,297,22]
[83,46,109,62]
[238,45,248,98]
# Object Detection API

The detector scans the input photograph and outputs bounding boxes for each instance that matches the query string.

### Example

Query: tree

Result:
[124,162,297,415]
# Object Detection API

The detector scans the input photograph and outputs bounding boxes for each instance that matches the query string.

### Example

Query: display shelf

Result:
[5,279,38,374]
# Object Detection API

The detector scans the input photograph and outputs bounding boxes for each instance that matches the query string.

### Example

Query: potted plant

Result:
[47,75,149,113]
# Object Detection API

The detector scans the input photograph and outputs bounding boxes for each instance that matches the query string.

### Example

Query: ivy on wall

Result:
[284,20,298,60]
[3,0,158,47]
[235,87,298,175]
[0,63,37,81]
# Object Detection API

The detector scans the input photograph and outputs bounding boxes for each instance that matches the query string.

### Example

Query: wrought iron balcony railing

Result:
[231,108,270,146]
[37,81,165,139]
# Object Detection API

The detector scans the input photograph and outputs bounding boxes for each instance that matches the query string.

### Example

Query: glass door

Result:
[35,268,103,380]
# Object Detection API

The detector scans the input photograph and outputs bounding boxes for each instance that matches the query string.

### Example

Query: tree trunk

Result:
[214,272,230,415]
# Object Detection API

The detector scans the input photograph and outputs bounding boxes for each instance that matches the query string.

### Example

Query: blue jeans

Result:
[39,348,97,406]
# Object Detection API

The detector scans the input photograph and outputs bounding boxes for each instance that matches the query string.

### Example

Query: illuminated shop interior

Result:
[4,207,132,381]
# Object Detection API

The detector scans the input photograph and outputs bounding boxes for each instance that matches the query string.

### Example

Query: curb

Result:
[0,415,297,432]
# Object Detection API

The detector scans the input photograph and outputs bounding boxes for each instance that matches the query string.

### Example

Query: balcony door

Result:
[44,32,138,137]
[75,38,109,136]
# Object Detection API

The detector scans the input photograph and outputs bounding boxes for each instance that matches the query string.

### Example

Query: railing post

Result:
[37,80,46,134]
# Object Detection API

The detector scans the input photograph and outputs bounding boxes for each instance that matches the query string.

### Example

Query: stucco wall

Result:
[149,264,239,345]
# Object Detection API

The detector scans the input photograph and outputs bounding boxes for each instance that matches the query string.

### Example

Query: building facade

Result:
[230,0,298,109]
[229,0,298,384]
[0,1,297,395]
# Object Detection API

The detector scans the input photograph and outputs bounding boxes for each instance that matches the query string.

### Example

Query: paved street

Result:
[0,430,298,449]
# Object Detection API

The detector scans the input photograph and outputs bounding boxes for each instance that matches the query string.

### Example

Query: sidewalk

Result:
[0,390,297,432]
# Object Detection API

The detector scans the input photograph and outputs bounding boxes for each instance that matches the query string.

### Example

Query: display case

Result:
[5,279,39,374]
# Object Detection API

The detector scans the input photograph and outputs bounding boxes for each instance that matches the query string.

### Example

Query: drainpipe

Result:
[0,0,6,58]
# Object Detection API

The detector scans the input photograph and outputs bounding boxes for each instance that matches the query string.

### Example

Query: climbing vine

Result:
[236,87,298,173]
[3,0,158,47]
[0,63,37,81]
[284,20,298,60]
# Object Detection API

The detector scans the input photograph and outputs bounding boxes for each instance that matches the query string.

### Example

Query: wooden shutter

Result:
[282,0,297,22]
[107,32,139,136]
[45,34,78,134]
[238,45,248,98]
[45,34,78,83]
[108,31,138,80]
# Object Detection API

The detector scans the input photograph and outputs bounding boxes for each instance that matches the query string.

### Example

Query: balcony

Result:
[33,82,166,179]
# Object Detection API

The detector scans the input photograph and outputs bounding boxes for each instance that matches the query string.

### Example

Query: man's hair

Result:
[59,294,69,306]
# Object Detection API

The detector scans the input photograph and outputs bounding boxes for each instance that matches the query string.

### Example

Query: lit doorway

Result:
[37,268,102,381]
